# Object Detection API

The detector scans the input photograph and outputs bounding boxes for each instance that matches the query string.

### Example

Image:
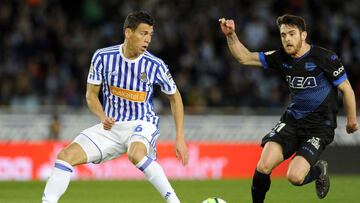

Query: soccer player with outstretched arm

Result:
[219,14,358,202]
[42,11,188,203]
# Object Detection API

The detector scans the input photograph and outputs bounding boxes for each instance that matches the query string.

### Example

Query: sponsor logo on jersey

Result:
[333,66,344,76]
[286,75,317,89]
[110,86,147,102]
[304,62,317,71]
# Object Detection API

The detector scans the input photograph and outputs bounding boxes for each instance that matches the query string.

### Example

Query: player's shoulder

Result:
[143,50,167,67]
[95,44,120,55]
[311,45,338,60]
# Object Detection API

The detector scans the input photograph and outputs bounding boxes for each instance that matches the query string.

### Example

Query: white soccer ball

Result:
[202,197,227,203]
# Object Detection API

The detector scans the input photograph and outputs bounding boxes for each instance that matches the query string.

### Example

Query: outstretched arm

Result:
[219,18,262,67]
[86,83,115,130]
[337,79,359,134]
[167,89,189,166]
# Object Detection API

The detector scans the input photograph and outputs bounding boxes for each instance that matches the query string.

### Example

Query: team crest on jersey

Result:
[330,54,338,61]
[140,72,148,82]
[304,62,317,71]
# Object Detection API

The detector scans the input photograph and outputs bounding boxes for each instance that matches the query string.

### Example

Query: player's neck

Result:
[122,43,140,60]
[292,43,311,58]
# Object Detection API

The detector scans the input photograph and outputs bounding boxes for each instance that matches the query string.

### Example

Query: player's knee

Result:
[57,149,70,161]
[256,161,273,174]
[128,141,148,165]
[57,149,77,166]
[286,171,304,186]
[128,150,145,165]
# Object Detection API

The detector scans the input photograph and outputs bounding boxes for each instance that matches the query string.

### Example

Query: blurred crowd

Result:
[1,0,360,113]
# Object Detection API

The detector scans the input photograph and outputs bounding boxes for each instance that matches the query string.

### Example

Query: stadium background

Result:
[1,0,360,202]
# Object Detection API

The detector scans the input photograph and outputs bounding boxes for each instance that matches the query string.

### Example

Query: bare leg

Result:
[252,141,284,203]
[287,155,311,185]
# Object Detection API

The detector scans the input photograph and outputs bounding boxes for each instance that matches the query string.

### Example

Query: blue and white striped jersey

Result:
[87,44,177,126]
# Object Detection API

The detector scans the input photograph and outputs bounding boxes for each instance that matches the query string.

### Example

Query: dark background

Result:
[1,0,360,114]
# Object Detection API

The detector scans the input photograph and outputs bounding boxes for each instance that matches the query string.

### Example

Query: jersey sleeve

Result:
[321,53,347,86]
[154,62,177,95]
[258,50,283,71]
[87,50,103,85]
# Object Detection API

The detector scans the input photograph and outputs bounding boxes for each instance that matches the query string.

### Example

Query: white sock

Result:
[136,156,180,203]
[42,160,73,203]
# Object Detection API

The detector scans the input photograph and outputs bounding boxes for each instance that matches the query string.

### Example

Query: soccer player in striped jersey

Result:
[220,14,358,202]
[42,11,188,203]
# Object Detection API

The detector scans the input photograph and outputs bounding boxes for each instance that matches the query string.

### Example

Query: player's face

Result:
[126,23,153,55]
[279,24,306,56]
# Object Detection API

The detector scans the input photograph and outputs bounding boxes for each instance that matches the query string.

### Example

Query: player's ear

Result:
[301,31,307,41]
[124,28,133,39]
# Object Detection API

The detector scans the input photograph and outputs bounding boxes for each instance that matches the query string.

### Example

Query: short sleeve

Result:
[258,50,282,71]
[87,50,103,85]
[321,53,347,86]
[154,62,177,95]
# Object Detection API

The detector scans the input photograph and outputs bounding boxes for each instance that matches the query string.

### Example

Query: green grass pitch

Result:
[0,175,359,203]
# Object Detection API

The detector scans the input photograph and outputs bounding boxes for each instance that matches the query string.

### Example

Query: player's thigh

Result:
[127,121,159,160]
[127,142,148,164]
[258,121,298,173]
[57,142,87,166]
[74,124,126,164]
[257,141,284,174]
[261,121,298,158]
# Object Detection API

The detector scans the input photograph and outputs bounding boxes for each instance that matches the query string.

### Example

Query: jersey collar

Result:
[292,44,313,63]
[119,44,144,63]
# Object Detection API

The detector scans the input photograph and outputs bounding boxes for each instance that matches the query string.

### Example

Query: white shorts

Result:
[73,120,160,164]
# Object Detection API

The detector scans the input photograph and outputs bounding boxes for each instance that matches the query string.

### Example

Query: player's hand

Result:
[102,117,116,130]
[175,137,189,166]
[219,18,235,36]
[346,120,359,134]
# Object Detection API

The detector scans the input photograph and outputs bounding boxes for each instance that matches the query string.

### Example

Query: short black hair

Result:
[276,14,306,32]
[123,11,154,31]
